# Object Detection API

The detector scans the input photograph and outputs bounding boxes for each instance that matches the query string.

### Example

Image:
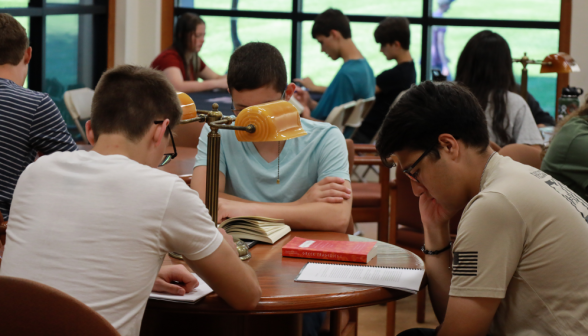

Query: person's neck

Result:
[464,147,495,200]
[340,39,363,62]
[92,134,150,165]
[0,65,24,86]
[394,50,413,64]
[252,140,286,163]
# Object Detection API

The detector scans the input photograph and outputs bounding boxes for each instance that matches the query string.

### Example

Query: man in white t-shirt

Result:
[0,65,261,336]
[376,81,588,336]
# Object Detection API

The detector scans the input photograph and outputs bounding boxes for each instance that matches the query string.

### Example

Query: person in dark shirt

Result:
[353,17,416,144]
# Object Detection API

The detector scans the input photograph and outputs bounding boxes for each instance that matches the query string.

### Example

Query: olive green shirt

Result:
[541,116,588,202]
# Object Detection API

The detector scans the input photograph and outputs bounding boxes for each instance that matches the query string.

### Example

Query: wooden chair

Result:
[498,144,543,169]
[350,144,391,243]
[173,121,205,148]
[0,275,120,336]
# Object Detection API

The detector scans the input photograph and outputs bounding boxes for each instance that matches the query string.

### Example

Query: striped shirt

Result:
[0,78,77,220]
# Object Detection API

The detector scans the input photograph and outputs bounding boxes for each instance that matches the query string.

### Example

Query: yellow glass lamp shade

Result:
[177,92,198,120]
[540,52,581,74]
[235,100,307,142]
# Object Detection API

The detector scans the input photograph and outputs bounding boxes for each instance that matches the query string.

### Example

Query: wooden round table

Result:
[141,231,424,336]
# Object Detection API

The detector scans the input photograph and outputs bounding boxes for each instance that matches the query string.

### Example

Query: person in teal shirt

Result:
[192,42,352,234]
[192,42,353,336]
[294,9,375,121]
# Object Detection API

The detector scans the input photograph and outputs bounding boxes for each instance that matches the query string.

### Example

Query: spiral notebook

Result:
[295,262,425,294]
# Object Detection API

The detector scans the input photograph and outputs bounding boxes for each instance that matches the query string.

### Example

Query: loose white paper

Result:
[149,273,213,303]
[295,263,424,294]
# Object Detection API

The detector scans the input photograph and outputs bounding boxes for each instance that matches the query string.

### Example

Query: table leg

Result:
[386,301,396,336]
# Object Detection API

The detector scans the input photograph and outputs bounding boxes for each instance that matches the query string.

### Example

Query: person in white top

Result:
[455,30,544,148]
[0,65,261,336]
[377,81,588,336]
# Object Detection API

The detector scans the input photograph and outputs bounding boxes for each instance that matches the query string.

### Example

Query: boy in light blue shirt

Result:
[192,42,352,234]
[294,8,375,121]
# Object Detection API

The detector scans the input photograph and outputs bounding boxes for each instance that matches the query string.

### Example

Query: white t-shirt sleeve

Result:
[450,192,525,299]
[159,179,223,260]
[511,99,544,145]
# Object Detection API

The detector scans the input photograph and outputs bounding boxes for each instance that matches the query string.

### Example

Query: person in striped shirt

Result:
[0,13,77,222]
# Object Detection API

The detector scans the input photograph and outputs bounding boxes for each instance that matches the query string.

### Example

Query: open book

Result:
[149,273,212,303]
[219,216,291,244]
[295,262,425,294]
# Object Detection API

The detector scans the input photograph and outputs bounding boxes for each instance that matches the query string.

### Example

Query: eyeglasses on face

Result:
[154,120,177,167]
[403,147,435,183]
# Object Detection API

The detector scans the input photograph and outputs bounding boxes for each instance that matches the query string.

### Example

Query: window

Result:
[2,1,109,139]
[175,0,564,116]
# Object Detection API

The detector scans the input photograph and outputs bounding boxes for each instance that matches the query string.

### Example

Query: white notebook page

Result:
[295,263,425,294]
[149,273,213,303]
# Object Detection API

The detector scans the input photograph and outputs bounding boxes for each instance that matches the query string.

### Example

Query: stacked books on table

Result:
[219,216,290,244]
[283,237,425,294]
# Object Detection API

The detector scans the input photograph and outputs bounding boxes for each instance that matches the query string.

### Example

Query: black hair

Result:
[172,13,205,80]
[374,17,411,50]
[455,30,516,146]
[376,81,489,161]
[227,42,287,93]
[311,8,351,39]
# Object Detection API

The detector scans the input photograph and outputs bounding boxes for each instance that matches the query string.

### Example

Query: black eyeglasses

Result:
[154,121,177,167]
[403,147,435,183]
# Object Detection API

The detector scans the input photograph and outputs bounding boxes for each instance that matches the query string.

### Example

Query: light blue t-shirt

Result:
[311,58,376,120]
[195,118,350,203]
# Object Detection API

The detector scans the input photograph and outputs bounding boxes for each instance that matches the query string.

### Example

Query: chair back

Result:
[325,101,356,131]
[0,275,120,336]
[345,97,375,128]
[498,144,543,169]
[64,88,94,144]
[173,122,205,148]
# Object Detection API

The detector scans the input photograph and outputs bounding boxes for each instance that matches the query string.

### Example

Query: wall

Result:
[569,0,588,103]
[114,0,161,67]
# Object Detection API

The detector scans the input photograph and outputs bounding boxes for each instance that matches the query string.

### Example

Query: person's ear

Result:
[393,41,402,49]
[85,120,96,145]
[438,133,460,161]
[284,83,297,101]
[153,119,170,148]
[330,29,341,40]
[23,47,32,65]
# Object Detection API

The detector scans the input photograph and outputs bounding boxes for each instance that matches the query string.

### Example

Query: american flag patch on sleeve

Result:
[452,251,478,276]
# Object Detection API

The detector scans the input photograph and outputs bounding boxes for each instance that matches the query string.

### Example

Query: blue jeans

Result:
[302,312,327,336]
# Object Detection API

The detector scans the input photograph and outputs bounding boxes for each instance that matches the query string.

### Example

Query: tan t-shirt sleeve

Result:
[159,179,223,260]
[450,192,526,299]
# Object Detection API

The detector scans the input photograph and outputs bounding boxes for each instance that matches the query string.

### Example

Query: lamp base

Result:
[235,238,251,261]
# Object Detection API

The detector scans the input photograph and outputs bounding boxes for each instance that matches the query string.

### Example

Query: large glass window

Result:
[176,1,564,117]
[198,16,292,79]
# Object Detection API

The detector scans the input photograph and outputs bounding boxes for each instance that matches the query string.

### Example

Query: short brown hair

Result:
[91,65,182,142]
[227,42,286,93]
[312,9,351,39]
[0,13,29,66]
[374,17,411,50]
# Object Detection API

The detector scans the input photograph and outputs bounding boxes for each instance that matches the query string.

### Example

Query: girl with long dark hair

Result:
[455,30,544,147]
[151,13,227,92]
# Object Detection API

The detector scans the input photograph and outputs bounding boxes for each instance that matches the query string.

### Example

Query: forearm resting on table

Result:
[236,201,351,233]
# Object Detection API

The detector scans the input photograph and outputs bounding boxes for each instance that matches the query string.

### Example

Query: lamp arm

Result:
[180,116,207,124]
[209,119,256,133]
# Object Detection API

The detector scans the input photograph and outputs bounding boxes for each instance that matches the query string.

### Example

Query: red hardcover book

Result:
[282,237,377,263]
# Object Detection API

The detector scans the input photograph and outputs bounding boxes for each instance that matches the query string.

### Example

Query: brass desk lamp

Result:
[174,93,307,261]
[513,52,580,101]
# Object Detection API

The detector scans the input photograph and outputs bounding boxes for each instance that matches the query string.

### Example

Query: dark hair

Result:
[91,65,182,142]
[374,17,410,50]
[312,9,351,39]
[172,13,205,80]
[0,13,29,66]
[227,42,287,93]
[376,81,489,161]
[455,30,516,146]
